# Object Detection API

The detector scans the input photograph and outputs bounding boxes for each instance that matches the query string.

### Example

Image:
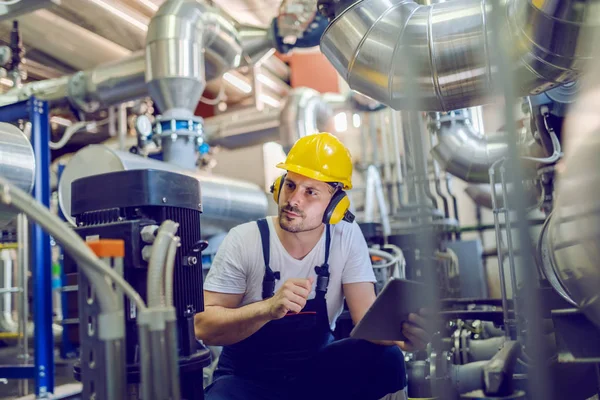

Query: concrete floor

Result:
[0,345,81,400]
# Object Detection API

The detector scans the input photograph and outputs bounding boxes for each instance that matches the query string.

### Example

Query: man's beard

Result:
[278,205,320,233]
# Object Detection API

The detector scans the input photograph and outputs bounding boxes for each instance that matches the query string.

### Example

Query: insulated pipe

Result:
[0,1,264,113]
[320,0,600,111]
[58,145,268,238]
[364,165,392,237]
[545,130,600,329]
[431,111,507,183]
[145,0,243,116]
[279,87,336,151]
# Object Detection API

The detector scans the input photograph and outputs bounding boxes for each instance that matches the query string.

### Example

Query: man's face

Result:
[278,171,335,233]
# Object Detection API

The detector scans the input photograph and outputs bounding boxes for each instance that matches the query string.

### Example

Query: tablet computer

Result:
[350,278,435,342]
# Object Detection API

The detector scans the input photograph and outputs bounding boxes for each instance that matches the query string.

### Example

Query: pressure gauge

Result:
[135,115,153,138]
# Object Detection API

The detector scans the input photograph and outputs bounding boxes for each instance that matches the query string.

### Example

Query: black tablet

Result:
[350,278,435,342]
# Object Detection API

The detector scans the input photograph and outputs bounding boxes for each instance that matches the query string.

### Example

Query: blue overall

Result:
[205,219,407,400]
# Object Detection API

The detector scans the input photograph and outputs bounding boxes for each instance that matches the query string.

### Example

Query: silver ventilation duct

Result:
[58,145,268,239]
[279,87,337,151]
[0,123,35,228]
[541,129,600,328]
[430,111,507,183]
[0,1,270,114]
[146,0,243,116]
[320,0,600,111]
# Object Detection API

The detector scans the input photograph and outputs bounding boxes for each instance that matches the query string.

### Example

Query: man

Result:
[196,132,430,400]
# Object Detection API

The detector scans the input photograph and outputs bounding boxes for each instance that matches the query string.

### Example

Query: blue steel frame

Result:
[0,98,54,396]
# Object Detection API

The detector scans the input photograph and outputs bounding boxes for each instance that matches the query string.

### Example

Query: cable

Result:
[49,118,109,150]
[522,106,563,164]
[164,236,180,307]
[0,177,146,311]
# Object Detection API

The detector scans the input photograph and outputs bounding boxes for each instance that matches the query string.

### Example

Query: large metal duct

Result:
[0,1,269,114]
[541,130,600,328]
[58,145,268,238]
[0,123,35,228]
[430,111,507,183]
[319,0,600,111]
[279,87,338,151]
[146,0,243,116]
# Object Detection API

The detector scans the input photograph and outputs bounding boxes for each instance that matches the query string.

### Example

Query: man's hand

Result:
[266,278,314,320]
[396,309,433,352]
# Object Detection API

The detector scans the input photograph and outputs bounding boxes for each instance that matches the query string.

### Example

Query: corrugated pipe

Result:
[319,0,600,111]
[430,110,507,183]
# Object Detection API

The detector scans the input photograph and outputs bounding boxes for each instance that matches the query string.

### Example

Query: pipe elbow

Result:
[145,0,243,114]
[431,112,507,183]
[279,87,334,151]
[321,0,600,111]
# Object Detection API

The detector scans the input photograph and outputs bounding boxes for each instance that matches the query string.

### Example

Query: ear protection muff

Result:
[271,174,355,224]
[270,174,286,204]
[322,189,355,225]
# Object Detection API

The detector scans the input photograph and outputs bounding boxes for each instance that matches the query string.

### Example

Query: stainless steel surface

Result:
[17,214,29,397]
[279,87,340,151]
[537,213,577,307]
[104,338,127,399]
[205,106,281,149]
[69,52,147,113]
[146,0,243,115]
[547,129,600,329]
[320,0,600,111]
[237,24,275,64]
[489,161,511,339]
[0,0,59,21]
[0,123,35,229]
[499,166,521,339]
[0,9,131,71]
[464,183,539,210]
[389,109,404,210]
[58,145,268,238]
[430,111,507,183]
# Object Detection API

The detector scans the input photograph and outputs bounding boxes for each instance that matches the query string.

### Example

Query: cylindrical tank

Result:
[0,122,35,228]
[544,130,600,328]
[58,145,268,238]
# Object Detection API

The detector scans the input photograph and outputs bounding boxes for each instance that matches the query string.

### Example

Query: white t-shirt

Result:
[204,216,376,330]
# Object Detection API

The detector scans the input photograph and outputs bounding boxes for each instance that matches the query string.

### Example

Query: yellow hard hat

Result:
[276,132,353,190]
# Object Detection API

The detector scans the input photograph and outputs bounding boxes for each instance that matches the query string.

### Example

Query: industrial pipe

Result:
[543,130,600,328]
[0,123,35,228]
[279,87,337,151]
[0,1,268,114]
[319,0,600,111]
[431,111,507,184]
[146,0,243,116]
[58,145,268,238]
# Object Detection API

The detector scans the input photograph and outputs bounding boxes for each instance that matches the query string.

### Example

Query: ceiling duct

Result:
[430,110,507,183]
[319,0,600,111]
[0,0,273,114]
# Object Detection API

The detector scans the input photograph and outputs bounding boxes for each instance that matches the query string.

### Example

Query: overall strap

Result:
[314,224,332,297]
[257,218,280,299]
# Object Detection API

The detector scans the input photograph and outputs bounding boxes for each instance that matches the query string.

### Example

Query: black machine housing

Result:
[64,169,211,399]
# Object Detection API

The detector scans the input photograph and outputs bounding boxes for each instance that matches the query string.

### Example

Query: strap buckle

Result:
[314,263,330,293]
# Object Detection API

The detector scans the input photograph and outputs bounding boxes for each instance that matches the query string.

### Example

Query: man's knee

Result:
[374,344,407,391]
